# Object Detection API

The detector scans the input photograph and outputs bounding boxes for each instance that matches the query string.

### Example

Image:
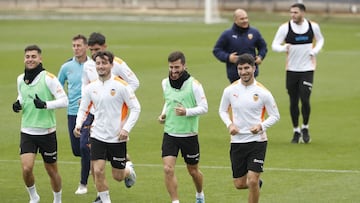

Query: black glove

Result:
[33,94,47,109]
[12,100,22,113]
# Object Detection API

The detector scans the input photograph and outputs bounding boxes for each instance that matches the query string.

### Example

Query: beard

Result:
[169,70,184,80]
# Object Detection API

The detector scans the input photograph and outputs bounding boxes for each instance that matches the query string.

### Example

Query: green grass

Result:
[0,11,359,202]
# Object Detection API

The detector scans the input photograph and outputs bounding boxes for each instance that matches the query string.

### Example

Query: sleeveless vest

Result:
[285,21,314,45]
[164,77,199,134]
[20,71,56,128]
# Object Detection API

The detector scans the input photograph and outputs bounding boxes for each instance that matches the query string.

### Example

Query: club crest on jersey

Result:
[253,94,259,102]
[248,34,253,40]
[110,89,116,96]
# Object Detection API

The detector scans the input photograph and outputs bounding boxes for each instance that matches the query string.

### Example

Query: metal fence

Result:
[0,0,359,14]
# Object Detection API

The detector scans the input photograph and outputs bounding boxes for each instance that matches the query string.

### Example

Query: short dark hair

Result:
[73,34,87,45]
[291,3,306,12]
[237,53,255,66]
[24,45,42,54]
[168,51,186,65]
[88,32,106,46]
[93,51,114,64]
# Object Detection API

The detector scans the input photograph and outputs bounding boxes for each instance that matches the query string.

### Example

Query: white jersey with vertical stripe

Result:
[219,80,280,143]
[76,74,141,143]
[81,56,140,114]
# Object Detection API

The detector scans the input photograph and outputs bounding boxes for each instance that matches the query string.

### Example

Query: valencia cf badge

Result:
[110,89,116,96]
[253,93,259,102]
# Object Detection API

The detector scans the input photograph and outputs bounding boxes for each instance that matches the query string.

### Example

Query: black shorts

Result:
[20,131,58,164]
[90,137,127,169]
[286,71,314,93]
[161,133,200,165]
[230,141,267,178]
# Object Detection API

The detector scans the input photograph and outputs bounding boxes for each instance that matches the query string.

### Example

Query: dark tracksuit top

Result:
[213,23,267,83]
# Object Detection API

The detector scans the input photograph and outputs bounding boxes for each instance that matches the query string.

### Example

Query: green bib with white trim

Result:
[20,71,56,128]
[164,77,199,134]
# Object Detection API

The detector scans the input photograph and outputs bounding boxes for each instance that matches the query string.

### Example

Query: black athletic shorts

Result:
[90,137,127,169]
[230,141,267,178]
[161,133,200,165]
[286,71,314,93]
[20,131,58,164]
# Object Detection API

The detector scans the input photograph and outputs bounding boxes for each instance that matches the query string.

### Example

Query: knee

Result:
[234,182,247,190]
[45,164,60,179]
[187,167,201,178]
[163,164,175,176]
[302,99,310,106]
[246,177,260,189]
[233,179,247,189]
[93,167,105,178]
[112,171,126,182]
[22,165,33,176]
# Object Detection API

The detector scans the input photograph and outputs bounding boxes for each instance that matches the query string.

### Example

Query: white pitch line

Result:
[0,159,359,174]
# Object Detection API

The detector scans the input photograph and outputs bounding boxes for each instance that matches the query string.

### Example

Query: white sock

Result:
[172,200,180,203]
[26,185,40,201]
[125,161,134,177]
[302,124,309,129]
[293,127,300,132]
[53,190,62,203]
[196,191,204,198]
[99,190,111,203]
[126,161,133,168]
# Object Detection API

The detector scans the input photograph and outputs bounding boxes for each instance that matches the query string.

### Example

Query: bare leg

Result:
[92,159,108,192]
[21,153,36,187]
[44,162,62,192]
[163,156,178,201]
[186,164,203,193]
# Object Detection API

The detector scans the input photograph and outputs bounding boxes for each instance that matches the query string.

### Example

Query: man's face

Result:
[234,10,249,28]
[95,56,112,77]
[237,63,255,83]
[290,7,304,24]
[24,50,41,69]
[168,59,185,80]
[89,44,106,58]
[72,39,88,59]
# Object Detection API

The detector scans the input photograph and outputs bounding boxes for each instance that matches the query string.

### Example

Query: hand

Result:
[33,94,47,109]
[228,123,239,135]
[118,129,129,141]
[73,127,81,138]
[250,124,263,134]
[255,56,263,65]
[285,44,290,52]
[175,105,186,116]
[158,114,166,124]
[229,52,239,64]
[12,100,22,113]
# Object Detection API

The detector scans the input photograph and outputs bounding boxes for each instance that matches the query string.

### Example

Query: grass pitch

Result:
[0,11,359,202]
